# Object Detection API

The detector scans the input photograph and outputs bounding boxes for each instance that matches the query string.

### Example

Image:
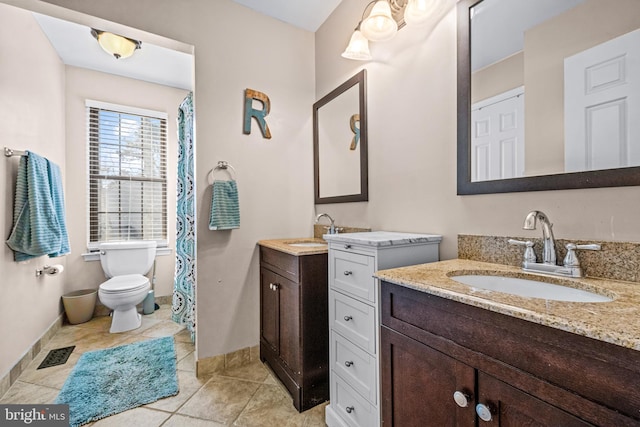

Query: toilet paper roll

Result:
[46,264,64,275]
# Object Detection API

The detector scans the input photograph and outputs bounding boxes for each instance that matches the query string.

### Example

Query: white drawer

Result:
[330,290,376,355]
[331,250,376,303]
[332,331,377,403]
[330,373,376,427]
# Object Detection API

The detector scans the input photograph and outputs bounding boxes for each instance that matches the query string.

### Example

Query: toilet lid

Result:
[100,274,149,293]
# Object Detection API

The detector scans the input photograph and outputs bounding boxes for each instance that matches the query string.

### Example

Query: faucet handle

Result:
[563,243,601,268]
[508,239,536,263]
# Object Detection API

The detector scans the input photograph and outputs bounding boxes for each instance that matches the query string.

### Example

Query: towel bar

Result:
[4,147,27,157]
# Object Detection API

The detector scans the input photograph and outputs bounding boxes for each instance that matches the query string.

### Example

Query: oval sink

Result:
[449,275,612,303]
[288,242,327,248]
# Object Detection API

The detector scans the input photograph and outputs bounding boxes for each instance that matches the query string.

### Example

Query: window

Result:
[87,101,167,247]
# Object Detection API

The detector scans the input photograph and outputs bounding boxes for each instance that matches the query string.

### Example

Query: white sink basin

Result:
[288,242,327,248]
[450,275,612,303]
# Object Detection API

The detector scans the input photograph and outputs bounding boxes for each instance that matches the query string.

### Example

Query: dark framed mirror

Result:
[457,0,640,195]
[313,69,368,204]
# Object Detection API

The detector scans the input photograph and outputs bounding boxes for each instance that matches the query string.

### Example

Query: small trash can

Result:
[62,289,97,324]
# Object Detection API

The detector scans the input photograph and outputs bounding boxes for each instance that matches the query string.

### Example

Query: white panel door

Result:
[564,29,640,172]
[471,87,525,182]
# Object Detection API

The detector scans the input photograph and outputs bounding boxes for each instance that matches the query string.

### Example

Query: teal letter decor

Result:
[243,88,272,139]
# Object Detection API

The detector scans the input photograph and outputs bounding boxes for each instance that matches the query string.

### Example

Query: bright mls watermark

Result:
[1,405,68,426]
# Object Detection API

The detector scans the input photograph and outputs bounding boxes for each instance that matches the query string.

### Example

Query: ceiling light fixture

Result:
[91,29,141,59]
[342,0,437,61]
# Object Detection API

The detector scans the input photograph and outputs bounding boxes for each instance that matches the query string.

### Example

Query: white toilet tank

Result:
[98,241,157,278]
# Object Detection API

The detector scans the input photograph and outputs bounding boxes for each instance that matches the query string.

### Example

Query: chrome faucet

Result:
[510,210,601,278]
[316,213,336,234]
[523,210,556,265]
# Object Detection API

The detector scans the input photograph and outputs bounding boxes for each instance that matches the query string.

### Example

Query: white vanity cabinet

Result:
[324,232,442,427]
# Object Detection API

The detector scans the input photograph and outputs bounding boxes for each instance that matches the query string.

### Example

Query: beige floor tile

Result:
[233,383,306,427]
[0,381,59,404]
[147,305,174,321]
[163,414,226,427]
[177,351,196,372]
[91,407,171,427]
[303,402,329,427]
[18,351,80,390]
[174,340,195,361]
[43,326,98,350]
[72,315,112,332]
[140,320,186,338]
[177,376,261,424]
[174,328,194,343]
[218,361,269,383]
[145,370,207,413]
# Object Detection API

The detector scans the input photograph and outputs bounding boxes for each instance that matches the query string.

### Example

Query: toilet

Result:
[97,241,157,333]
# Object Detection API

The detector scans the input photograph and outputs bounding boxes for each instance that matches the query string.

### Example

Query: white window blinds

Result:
[86,101,167,245]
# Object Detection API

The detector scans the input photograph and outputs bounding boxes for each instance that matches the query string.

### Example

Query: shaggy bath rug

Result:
[55,336,179,427]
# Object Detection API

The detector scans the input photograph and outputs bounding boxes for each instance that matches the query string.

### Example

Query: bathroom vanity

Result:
[323,232,442,427]
[376,259,640,426]
[258,239,329,412]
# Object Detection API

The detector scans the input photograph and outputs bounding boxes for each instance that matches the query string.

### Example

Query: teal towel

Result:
[6,151,71,261]
[209,180,240,230]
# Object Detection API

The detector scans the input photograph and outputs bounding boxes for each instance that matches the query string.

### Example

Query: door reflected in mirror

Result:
[463,0,640,189]
[313,70,368,204]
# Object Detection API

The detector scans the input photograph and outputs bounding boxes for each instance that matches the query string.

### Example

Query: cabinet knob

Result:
[453,391,471,408]
[343,271,353,276]
[476,403,493,422]
[270,283,278,291]
[344,315,353,321]
[269,283,273,290]
[344,360,354,367]
[344,244,352,249]
[345,406,355,414]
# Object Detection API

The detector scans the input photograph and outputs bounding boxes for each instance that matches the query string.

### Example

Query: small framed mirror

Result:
[313,69,368,204]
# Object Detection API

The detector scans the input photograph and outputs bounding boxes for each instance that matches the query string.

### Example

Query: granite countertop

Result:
[375,259,640,351]
[258,238,328,256]
[323,231,443,246]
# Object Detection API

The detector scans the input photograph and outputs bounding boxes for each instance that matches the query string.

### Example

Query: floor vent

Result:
[37,346,75,370]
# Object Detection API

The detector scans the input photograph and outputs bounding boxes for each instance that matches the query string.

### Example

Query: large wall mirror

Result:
[313,69,368,204]
[458,0,640,194]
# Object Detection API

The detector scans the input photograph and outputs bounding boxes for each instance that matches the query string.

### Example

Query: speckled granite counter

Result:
[323,231,442,246]
[258,238,328,256]
[375,259,640,351]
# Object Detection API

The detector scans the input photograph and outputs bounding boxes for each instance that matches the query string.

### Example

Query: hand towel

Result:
[209,180,240,230]
[6,151,71,261]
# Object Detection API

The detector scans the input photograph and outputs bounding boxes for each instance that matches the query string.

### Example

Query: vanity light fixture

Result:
[91,29,141,59]
[342,0,436,61]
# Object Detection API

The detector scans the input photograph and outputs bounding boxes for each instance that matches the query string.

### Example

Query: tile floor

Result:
[0,305,328,426]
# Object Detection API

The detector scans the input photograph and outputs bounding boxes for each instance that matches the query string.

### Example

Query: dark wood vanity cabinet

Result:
[381,281,640,427]
[259,246,328,412]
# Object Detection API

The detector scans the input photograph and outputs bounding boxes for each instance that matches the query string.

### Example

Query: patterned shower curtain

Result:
[172,92,196,342]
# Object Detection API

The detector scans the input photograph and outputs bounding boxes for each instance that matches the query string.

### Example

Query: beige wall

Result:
[64,66,188,298]
[0,3,66,377]
[38,0,316,361]
[471,51,523,105]
[315,0,640,261]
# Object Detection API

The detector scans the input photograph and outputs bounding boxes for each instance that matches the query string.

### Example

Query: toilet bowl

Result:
[98,274,151,333]
[97,241,157,333]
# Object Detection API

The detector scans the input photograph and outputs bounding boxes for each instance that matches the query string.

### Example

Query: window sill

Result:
[82,246,173,262]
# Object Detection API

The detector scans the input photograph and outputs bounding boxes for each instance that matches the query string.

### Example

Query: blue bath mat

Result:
[55,337,179,427]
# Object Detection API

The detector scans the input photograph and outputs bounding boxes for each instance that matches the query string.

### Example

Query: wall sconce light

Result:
[91,29,141,59]
[342,0,437,61]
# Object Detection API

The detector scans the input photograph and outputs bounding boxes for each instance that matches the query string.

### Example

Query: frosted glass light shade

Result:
[92,30,141,59]
[361,1,398,42]
[342,30,372,61]
[404,0,437,26]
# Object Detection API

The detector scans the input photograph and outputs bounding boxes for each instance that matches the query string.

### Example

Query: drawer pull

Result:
[344,360,354,367]
[344,244,352,249]
[344,315,353,321]
[270,283,278,291]
[343,271,353,276]
[453,391,471,408]
[345,406,355,414]
[476,403,493,422]
[269,283,273,290]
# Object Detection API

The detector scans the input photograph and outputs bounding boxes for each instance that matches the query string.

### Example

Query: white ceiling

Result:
[231,0,343,32]
[33,12,194,90]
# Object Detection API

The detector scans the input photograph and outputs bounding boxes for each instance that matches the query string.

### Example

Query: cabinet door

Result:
[278,274,301,375]
[260,268,280,353]
[476,372,592,427]
[381,327,475,427]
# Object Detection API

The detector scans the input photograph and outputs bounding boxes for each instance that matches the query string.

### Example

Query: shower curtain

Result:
[172,92,196,342]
